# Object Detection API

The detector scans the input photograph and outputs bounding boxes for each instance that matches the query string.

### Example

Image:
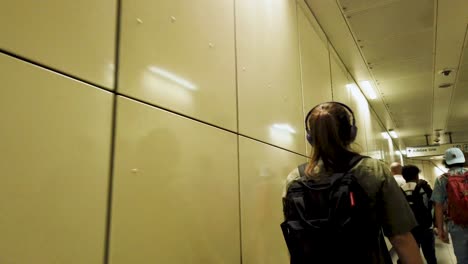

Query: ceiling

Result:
[447,36,468,143]
[306,0,468,148]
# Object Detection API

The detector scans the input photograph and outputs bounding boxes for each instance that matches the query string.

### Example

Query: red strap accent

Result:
[350,192,355,207]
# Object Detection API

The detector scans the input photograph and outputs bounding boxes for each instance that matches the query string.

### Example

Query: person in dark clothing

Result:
[283,102,422,264]
[401,165,437,264]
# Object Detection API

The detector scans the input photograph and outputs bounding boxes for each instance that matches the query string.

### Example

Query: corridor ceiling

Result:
[307,0,468,148]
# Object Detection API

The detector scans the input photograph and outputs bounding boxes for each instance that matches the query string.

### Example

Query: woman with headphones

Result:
[282,102,422,264]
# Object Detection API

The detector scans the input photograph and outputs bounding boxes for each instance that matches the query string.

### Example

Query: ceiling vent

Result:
[438,83,453,89]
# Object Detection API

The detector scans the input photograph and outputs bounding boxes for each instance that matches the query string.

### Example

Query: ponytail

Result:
[305,103,357,176]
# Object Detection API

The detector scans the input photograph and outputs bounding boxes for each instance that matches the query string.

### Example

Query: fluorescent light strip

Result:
[381,132,391,139]
[395,150,406,156]
[360,81,378,100]
[346,83,358,90]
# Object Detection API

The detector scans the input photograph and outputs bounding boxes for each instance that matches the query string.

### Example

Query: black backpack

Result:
[281,155,381,264]
[402,180,433,229]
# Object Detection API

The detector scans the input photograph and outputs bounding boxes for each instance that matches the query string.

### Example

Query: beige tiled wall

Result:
[367,110,388,161]
[118,0,238,131]
[109,97,240,263]
[0,0,117,89]
[236,0,305,154]
[239,137,305,264]
[298,5,332,112]
[0,53,113,264]
[0,0,400,263]
[330,46,352,106]
[348,80,369,153]
[298,3,333,155]
[366,108,401,166]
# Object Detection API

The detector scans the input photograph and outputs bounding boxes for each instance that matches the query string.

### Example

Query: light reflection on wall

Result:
[348,83,372,154]
[141,66,196,112]
[269,123,296,148]
[105,62,114,87]
[272,124,296,134]
[397,151,404,165]
[381,132,395,163]
[148,66,197,91]
[259,167,271,178]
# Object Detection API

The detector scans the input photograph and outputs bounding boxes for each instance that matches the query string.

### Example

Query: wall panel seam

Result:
[103,0,122,262]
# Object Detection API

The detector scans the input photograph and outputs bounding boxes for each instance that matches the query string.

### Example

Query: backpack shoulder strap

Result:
[419,180,432,193]
[415,179,426,190]
[413,180,433,210]
[413,182,423,195]
[413,180,431,194]
[346,155,366,173]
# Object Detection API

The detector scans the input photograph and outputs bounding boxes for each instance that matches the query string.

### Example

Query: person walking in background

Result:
[282,102,422,264]
[391,162,406,187]
[432,147,468,264]
[401,165,437,264]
